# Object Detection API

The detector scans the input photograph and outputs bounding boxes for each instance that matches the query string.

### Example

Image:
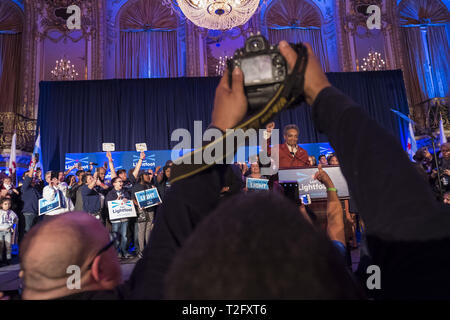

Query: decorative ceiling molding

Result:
[119,0,178,31]
[344,0,391,36]
[398,0,450,26]
[0,0,24,32]
[265,0,323,28]
[38,0,95,36]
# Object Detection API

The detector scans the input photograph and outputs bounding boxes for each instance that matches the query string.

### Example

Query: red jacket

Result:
[266,137,310,168]
[277,143,310,168]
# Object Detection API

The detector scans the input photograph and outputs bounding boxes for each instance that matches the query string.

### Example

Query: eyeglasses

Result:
[87,232,120,269]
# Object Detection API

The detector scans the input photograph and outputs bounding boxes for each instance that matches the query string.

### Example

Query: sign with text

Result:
[134,188,162,209]
[38,192,61,216]
[279,166,349,199]
[246,178,269,190]
[136,143,147,152]
[107,200,137,221]
[102,143,115,152]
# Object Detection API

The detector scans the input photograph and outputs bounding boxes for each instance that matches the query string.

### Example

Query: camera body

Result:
[227,34,288,110]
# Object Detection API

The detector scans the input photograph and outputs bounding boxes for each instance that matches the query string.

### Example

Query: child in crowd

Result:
[0,198,18,265]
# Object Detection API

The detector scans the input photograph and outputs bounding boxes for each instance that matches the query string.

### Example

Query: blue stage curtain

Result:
[37,70,409,171]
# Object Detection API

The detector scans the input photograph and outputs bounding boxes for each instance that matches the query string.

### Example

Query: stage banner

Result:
[135,188,162,209]
[64,143,334,180]
[107,200,137,221]
[38,192,61,216]
[246,178,269,190]
[278,166,349,199]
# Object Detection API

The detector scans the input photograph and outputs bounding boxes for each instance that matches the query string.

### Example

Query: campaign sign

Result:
[38,192,61,216]
[134,188,162,209]
[278,166,349,199]
[102,143,115,152]
[246,178,269,190]
[107,200,137,221]
[136,143,147,152]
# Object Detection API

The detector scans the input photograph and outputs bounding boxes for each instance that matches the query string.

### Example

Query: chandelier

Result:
[51,57,79,80]
[165,0,261,30]
[360,50,386,71]
[215,54,229,76]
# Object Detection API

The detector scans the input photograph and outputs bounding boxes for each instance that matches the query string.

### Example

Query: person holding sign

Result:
[42,171,74,218]
[245,162,269,192]
[132,170,159,258]
[106,177,132,259]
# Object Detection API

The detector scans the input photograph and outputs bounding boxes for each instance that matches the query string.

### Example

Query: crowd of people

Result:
[0,152,174,265]
[413,143,450,201]
[1,39,449,300]
[0,143,345,267]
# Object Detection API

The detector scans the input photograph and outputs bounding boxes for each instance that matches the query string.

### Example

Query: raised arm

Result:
[64,164,77,177]
[314,164,345,245]
[106,152,117,179]
[279,41,450,298]
[278,40,450,241]
[88,172,98,190]
[132,152,146,180]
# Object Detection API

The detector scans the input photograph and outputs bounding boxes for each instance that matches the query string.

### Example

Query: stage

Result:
[37,71,410,172]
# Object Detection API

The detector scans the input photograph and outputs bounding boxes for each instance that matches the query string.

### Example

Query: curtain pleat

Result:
[401,25,450,109]
[119,31,180,78]
[268,29,329,71]
[0,33,22,112]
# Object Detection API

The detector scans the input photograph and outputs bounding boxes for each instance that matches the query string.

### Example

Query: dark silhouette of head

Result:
[164,192,364,299]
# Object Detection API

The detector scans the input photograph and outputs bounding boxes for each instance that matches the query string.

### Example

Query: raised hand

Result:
[211,68,248,131]
[266,121,275,133]
[278,41,331,106]
[313,164,334,188]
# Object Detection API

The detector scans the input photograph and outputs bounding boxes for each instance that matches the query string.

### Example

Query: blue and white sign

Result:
[64,143,335,176]
[246,178,269,190]
[107,200,137,221]
[134,188,162,209]
[278,166,349,199]
[38,192,61,216]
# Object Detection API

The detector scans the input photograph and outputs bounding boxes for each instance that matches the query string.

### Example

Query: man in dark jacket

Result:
[21,163,42,233]
[80,172,102,220]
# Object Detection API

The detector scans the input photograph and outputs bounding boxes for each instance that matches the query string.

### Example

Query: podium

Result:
[278,165,350,200]
[278,166,352,235]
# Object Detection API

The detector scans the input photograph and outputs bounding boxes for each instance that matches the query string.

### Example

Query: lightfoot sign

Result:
[246,178,269,190]
[134,188,162,209]
[278,166,350,199]
[38,192,61,216]
[107,200,137,221]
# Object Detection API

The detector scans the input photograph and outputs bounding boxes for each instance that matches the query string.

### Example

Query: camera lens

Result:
[249,39,263,52]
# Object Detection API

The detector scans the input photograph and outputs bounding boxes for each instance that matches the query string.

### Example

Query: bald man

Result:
[19,212,122,299]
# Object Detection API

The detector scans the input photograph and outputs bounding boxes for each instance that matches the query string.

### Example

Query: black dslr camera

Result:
[227,33,288,110]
